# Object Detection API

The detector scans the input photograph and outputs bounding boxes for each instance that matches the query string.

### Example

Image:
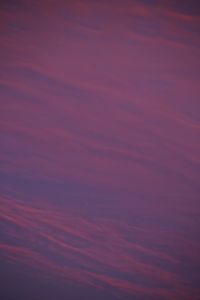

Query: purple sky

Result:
[0,1,200,299]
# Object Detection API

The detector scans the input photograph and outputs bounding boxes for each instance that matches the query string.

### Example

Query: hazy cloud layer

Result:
[1,1,200,299]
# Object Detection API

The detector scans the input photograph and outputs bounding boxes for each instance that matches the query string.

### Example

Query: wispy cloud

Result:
[0,0,200,299]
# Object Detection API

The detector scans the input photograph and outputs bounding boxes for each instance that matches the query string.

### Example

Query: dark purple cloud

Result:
[0,1,200,299]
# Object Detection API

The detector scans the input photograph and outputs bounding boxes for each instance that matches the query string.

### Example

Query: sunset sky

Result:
[0,1,200,299]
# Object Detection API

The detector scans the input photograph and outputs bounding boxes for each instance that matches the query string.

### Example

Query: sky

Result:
[0,0,200,299]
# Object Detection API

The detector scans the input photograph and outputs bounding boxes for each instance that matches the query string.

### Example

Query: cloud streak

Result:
[0,0,200,299]
[1,195,200,299]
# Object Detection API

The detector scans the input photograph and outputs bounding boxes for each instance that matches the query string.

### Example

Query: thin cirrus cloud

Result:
[1,195,200,300]
[0,0,200,299]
